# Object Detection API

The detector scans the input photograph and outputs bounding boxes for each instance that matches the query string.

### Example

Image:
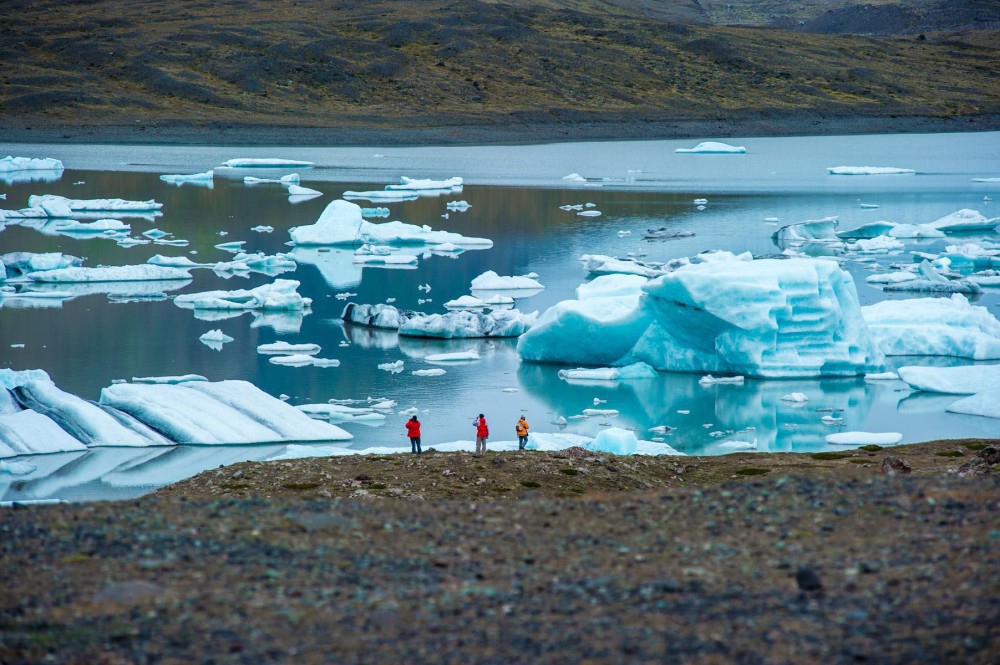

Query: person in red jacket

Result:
[405,415,422,454]
[474,413,489,456]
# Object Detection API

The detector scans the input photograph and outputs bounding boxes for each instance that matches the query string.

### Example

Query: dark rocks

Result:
[796,567,824,592]
[955,445,1000,477]
[881,455,912,476]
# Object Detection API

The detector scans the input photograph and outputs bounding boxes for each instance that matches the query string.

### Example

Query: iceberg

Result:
[412,369,446,377]
[470,270,544,292]
[0,156,64,172]
[385,176,463,191]
[199,329,233,346]
[28,194,163,212]
[221,158,314,168]
[925,209,999,233]
[174,279,311,312]
[865,271,917,285]
[520,258,885,378]
[287,185,322,197]
[1,252,82,277]
[159,170,214,184]
[675,142,746,154]
[342,302,535,338]
[825,432,903,445]
[827,166,915,175]
[557,362,657,383]
[582,254,674,278]
[244,174,301,185]
[586,427,638,455]
[446,200,471,211]
[342,190,419,201]
[772,217,842,249]
[28,265,191,283]
[0,410,88,458]
[880,261,980,295]
[946,392,1000,419]
[897,364,1000,395]
[862,294,1000,359]
[845,236,905,253]
[443,295,514,310]
[576,274,649,301]
[257,341,320,355]
[289,200,492,247]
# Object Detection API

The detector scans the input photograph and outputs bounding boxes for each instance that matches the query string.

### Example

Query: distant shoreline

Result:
[2,113,998,147]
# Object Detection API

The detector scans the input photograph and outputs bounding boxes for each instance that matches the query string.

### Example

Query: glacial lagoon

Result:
[1,131,998,501]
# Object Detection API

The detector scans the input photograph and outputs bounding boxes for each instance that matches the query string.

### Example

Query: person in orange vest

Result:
[405,415,422,454]
[516,415,530,450]
[473,413,489,456]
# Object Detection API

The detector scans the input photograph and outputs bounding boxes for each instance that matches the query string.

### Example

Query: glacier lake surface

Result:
[2,131,999,501]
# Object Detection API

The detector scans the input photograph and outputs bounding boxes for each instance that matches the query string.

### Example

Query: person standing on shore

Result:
[516,415,530,451]
[474,413,489,456]
[405,415,422,454]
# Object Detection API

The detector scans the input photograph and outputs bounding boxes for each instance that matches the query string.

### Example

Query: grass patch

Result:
[935,451,965,458]
[559,468,580,476]
[848,459,872,464]
[735,468,769,476]
[60,552,92,564]
[369,483,387,490]
[811,452,850,460]
[859,444,883,452]
[282,481,321,491]
[520,480,541,488]
[965,443,988,451]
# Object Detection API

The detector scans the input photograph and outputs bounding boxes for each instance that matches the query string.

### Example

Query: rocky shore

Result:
[1,440,997,663]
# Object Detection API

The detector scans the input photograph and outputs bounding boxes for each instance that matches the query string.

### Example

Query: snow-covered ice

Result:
[470,270,544,292]
[221,158,314,168]
[28,265,192,283]
[412,369,446,377]
[675,142,746,154]
[557,362,657,383]
[424,351,480,362]
[175,279,311,312]
[287,185,322,197]
[825,431,903,445]
[862,294,1000,359]
[28,194,163,212]
[257,341,321,355]
[897,364,1000,395]
[385,176,463,191]
[0,156,64,172]
[160,170,214,184]
[698,375,745,386]
[827,166,915,175]
[924,209,998,233]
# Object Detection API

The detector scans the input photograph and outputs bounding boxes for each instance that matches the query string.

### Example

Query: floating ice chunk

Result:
[1,252,82,277]
[386,176,463,191]
[821,415,843,425]
[972,177,1000,183]
[675,142,746,154]
[47,218,130,235]
[866,271,918,284]
[865,371,899,381]
[28,264,191,283]
[287,185,322,197]
[846,236,904,253]
[698,374,745,385]
[222,158,314,168]
[215,241,246,253]
[132,375,207,384]
[585,427,636,454]
[557,362,657,382]
[825,431,903,445]
[257,341,321,355]
[160,170,214,184]
[0,156,64,172]
[717,439,757,450]
[0,410,88,458]
[290,199,491,247]
[297,404,385,423]
[859,203,879,209]
[378,360,404,373]
[148,254,202,269]
[28,194,162,212]
[199,329,233,350]
[863,295,1000,359]
[562,173,586,182]
[693,198,708,205]
[582,408,619,417]
[342,190,419,201]
[581,254,675,278]
[412,368,446,376]
[446,200,471,211]
[175,279,311,312]
[444,294,513,309]
[576,274,649,301]
[424,351,480,362]
[342,302,410,329]
[471,270,544,291]
[772,217,841,248]
[352,246,419,265]
[361,207,390,218]
[827,166,915,175]
[577,210,602,217]
[780,392,809,402]
[925,209,999,233]
[897,364,1000,395]
[946,392,1000,419]
[617,230,631,237]
[269,354,339,367]
[400,309,536,338]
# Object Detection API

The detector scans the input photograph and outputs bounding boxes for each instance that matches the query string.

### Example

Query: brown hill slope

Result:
[1,0,998,142]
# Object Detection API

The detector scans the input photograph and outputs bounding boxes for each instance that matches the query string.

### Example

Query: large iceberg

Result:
[519,258,885,378]
[862,294,1000,359]
[0,156,64,172]
[289,200,492,247]
[925,209,999,233]
[675,142,746,154]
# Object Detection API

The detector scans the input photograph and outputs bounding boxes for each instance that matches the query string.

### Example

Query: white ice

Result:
[28,194,163,212]
[897,364,1000,394]
[586,427,637,454]
[385,176,463,191]
[1,252,82,277]
[221,158,314,168]
[866,271,917,285]
[412,369,446,376]
[174,279,311,311]
[400,309,537,339]
[675,142,746,154]
[470,270,544,292]
[772,217,841,248]
[28,264,192,283]
[269,354,340,367]
[780,392,809,402]
[443,295,514,310]
[827,166,915,175]
[342,190,419,201]
[0,156,64,172]
[0,410,87,458]
[160,170,214,184]
[287,185,322,197]
[557,362,657,383]
[925,209,999,233]
[424,351,480,362]
[862,294,1000,359]
[698,375,745,385]
[946,392,1000,419]
[257,341,321,355]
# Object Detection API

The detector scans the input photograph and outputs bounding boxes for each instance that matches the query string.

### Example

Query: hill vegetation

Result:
[0,0,997,141]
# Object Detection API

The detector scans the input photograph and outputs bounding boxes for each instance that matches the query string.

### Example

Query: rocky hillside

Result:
[0,0,997,138]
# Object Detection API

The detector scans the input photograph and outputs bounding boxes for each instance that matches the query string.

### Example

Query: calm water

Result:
[1,132,998,501]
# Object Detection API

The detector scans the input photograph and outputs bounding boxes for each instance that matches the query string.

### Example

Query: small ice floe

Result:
[27,264,191,283]
[378,360,404,373]
[557,363,657,383]
[446,200,471,211]
[859,203,880,209]
[9,343,25,348]
[269,354,339,367]
[865,371,900,381]
[821,415,844,425]
[648,425,674,434]
[143,229,169,239]
[717,438,757,451]
[471,270,543,292]
[425,350,480,362]
[617,230,631,237]
[221,158,314,168]
[582,408,619,417]
[443,294,514,310]
[825,432,902,446]
[417,298,431,305]
[257,342,321,355]
[352,245,419,265]
[412,368,446,376]
[335,292,357,300]
[176,279,311,314]
[643,227,695,240]
[131,374,208,384]
[279,394,291,401]
[764,217,780,222]
[560,204,584,211]
[441,213,449,219]
[418,283,431,292]
[0,156,64,172]
[244,173,301,185]
[47,219,131,236]
[677,410,690,415]
[577,210,602,217]
[386,176,463,191]
[430,242,465,255]
[199,329,233,351]
[287,185,322,197]
[215,241,246,253]
[845,236,905,254]
[866,271,918,285]
[501,388,518,393]
[925,209,999,233]
[562,173,586,182]
[779,392,809,403]
[297,403,385,424]
[698,374,744,386]
[27,194,163,213]
[827,166,916,176]
[693,198,708,205]
[675,142,746,154]
[338,341,350,347]
[342,190,419,201]
[398,407,419,415]
[361,207,390,218]
[160,170,214,185]
[972,177,1000,183]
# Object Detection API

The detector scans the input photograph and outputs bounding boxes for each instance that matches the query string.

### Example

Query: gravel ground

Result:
[1,441,997,664]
